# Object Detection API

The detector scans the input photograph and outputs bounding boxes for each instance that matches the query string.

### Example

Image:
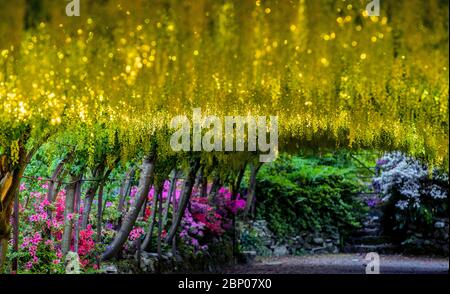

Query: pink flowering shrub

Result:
[12,181,96,273]
[74,225,96,267]
[177,186,246,253]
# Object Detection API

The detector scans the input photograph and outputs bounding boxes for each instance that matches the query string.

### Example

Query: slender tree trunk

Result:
[171,178,179,257]
[165,158,200,244]
[61,174,79,256]
[139,195,148,220]
[117,178,126,211]
[231,164,246,264]
[46,164,63,203]
[81,164,105,230]
[102,182,112,215]
[251,192,257,217]
[47,152,73,204]
[84,164,115,230]
[142,184,161,252]
[73,179,82,253]
[80,181,99,230]
[200,170,208,198]
[243,162,263,217]
[45,159,69,238]
[135,189,148,265]
[118,168,135,216]
[24,192,31,210]
[53,168,68,201]
[11,189,19,272]
[102,156,156,260]
[97,181,104,243]
[232,164,246,200]
[162,169,178,227]
[157,186,163,260]
[117,169,135,230]
[194,168,203,192]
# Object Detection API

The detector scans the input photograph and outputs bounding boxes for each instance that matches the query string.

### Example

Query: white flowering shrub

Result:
[373,152,448,240]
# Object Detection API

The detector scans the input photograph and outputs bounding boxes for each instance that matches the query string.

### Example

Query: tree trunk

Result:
[96,181,104,243]
[80,181,98,230]
[194,168,203,192]
[102,156,156,260]
[54,168,68,201]
[157,185,164,260]
[231,164,246,265]
[162,169,178,227]
[243,162,263,217]
[171,177,179,257]
[142,184,161,252]
[118,167,135,218]
[200,169,208,198]
[47,152,73,204]
[73,179,82,253]
[61,174,79,256]
[46,164,63,203]
[231,164,246,200]
[251,191,257,217]
[81,164,105,230]
[165,158,200,244]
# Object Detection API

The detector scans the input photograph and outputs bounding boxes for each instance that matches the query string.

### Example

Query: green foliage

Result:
[255,152,369,239]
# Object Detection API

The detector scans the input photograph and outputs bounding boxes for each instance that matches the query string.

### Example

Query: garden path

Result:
[222,254,449,274]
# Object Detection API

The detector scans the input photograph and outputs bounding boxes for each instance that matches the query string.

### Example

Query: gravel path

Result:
[222,254,449,274]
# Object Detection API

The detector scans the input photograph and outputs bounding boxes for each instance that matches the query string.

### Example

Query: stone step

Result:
[353,228,380,237]
[343,243,399,254]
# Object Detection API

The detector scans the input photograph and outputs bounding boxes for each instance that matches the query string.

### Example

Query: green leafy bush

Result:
[254,153,368,240]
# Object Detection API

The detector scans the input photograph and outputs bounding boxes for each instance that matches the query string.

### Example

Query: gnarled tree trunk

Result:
[156,183,164,259]
[61,174,80,256]
[231,163,247,200]
[47,152,73,205]
[142,183,161,252]
[73,179,82,253]
[171,177,179,258]
[200,169,208,198]
[117,167,135,222]
[162,169,179,227]
[243,162,263,217]
[81,163,105,230]
[96,181,105,243]
[102,155,156,260]
[165,158,200,244]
